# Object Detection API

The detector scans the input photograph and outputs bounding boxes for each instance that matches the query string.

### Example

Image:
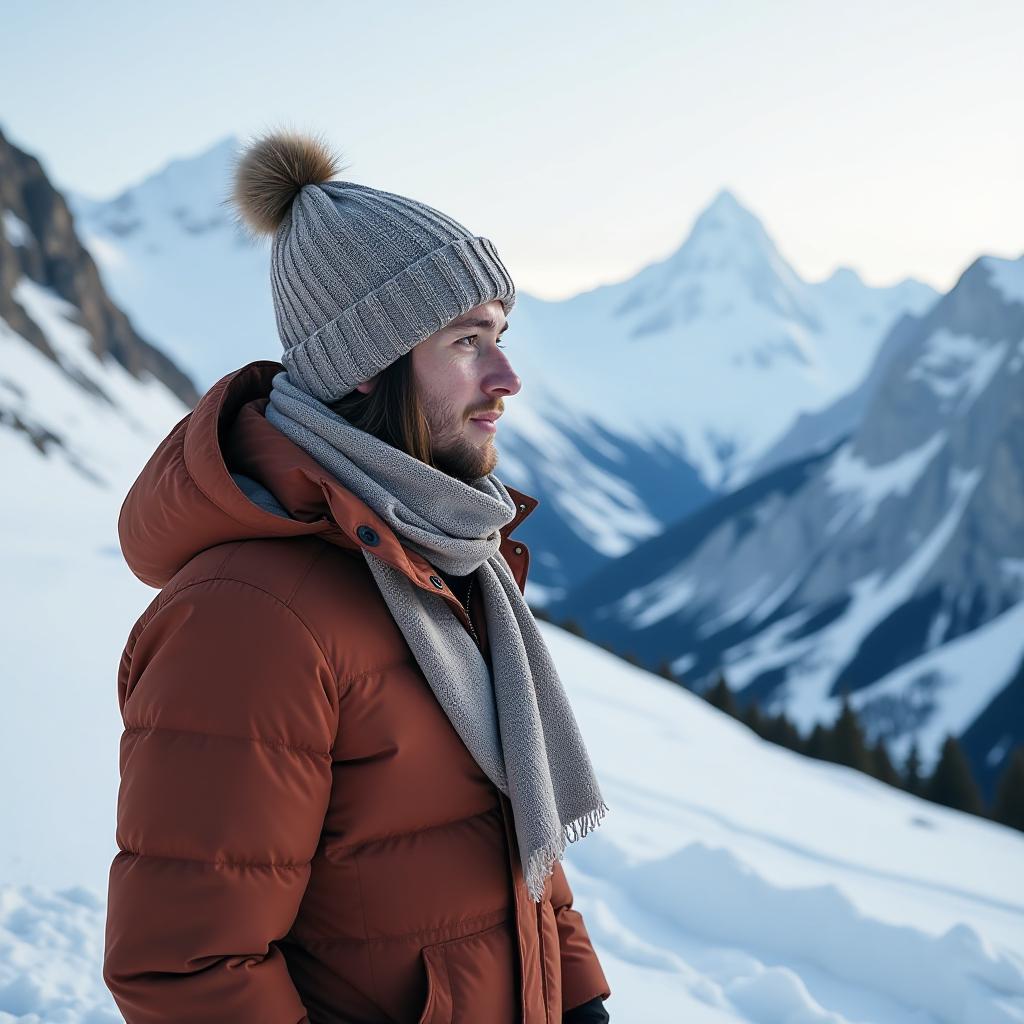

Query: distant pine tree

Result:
[868,736,901,787]
[923,734,984,815]
[776,715,803,752]
[559,617,585,638]
[761,711,790,746]
[705,673,738,718]
[622,650,643,668]
[902,739,923,796]
[740,698,764,736]
[831,694,871,773]
[804,722,831,761]
[991,747,1024,832]
[656,658,677,684]
[531,605,552,622]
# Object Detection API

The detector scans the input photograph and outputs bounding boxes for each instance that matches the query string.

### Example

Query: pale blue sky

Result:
[3,0,1022,298]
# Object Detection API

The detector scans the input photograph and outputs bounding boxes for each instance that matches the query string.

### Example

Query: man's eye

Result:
[458,335,507,348]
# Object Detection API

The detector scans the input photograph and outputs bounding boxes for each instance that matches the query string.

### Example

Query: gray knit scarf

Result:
[264,370,608,901]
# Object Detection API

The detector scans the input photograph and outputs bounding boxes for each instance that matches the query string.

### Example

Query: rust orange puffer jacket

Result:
[103,361,611,1024]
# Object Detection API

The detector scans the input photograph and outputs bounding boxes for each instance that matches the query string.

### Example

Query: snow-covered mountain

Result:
[549,253,1024,799]
[740,302,928,484]
[66,136,276,390]
[65,136,936,598]
[0,125,194,492]
[532,193,937,491]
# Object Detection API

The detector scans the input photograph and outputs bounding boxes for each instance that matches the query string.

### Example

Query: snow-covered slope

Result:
[66,139,937,598]
[551,253,1024,800]
[0,275,188,488]
[2,615,1023,1023]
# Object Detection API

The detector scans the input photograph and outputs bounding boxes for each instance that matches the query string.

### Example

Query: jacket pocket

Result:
[416,916,518,1024]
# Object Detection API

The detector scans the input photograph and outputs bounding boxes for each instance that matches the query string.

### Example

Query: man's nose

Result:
[485,350,521,397]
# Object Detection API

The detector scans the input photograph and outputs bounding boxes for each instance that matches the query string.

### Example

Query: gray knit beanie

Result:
[226,127,516,402]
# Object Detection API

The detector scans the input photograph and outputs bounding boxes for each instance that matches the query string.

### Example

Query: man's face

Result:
[356,299,521,482]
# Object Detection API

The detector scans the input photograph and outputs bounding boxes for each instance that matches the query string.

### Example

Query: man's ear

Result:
[354,373,379,395]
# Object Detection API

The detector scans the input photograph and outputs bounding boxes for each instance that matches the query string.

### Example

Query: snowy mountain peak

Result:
[69,134,243,239]
[139,135,240,208]
[980,253,1024,309]
[672,187,787,277]
[698,186,749,223]
[822,265,865,287]
[613,186,818,341]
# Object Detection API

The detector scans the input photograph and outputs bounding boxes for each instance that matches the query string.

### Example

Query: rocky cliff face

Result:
[0,125,198,410]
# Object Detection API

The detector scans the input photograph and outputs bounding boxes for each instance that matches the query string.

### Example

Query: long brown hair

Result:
[325,350,435,466]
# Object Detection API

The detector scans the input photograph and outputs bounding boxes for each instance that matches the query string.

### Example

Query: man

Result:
[103,128,612,1023]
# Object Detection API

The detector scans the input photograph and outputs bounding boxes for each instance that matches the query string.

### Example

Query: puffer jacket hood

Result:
[104,359,611,1024]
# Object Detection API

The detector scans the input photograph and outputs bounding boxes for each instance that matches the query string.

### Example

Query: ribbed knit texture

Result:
[271,180,516,402]
[264,370,609,902]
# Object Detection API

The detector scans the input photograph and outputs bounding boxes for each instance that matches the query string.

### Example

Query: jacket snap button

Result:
[518,503,526,511]
[356,524,380,546]
[514,546,523,555]
[429,574,445,589]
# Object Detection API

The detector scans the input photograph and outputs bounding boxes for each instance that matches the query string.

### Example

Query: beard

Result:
[420,388,500,484]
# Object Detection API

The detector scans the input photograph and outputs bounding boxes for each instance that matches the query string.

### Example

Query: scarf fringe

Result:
[525,800,610,902]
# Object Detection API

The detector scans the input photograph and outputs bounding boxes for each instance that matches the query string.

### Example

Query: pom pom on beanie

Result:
[227,126,350,240]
